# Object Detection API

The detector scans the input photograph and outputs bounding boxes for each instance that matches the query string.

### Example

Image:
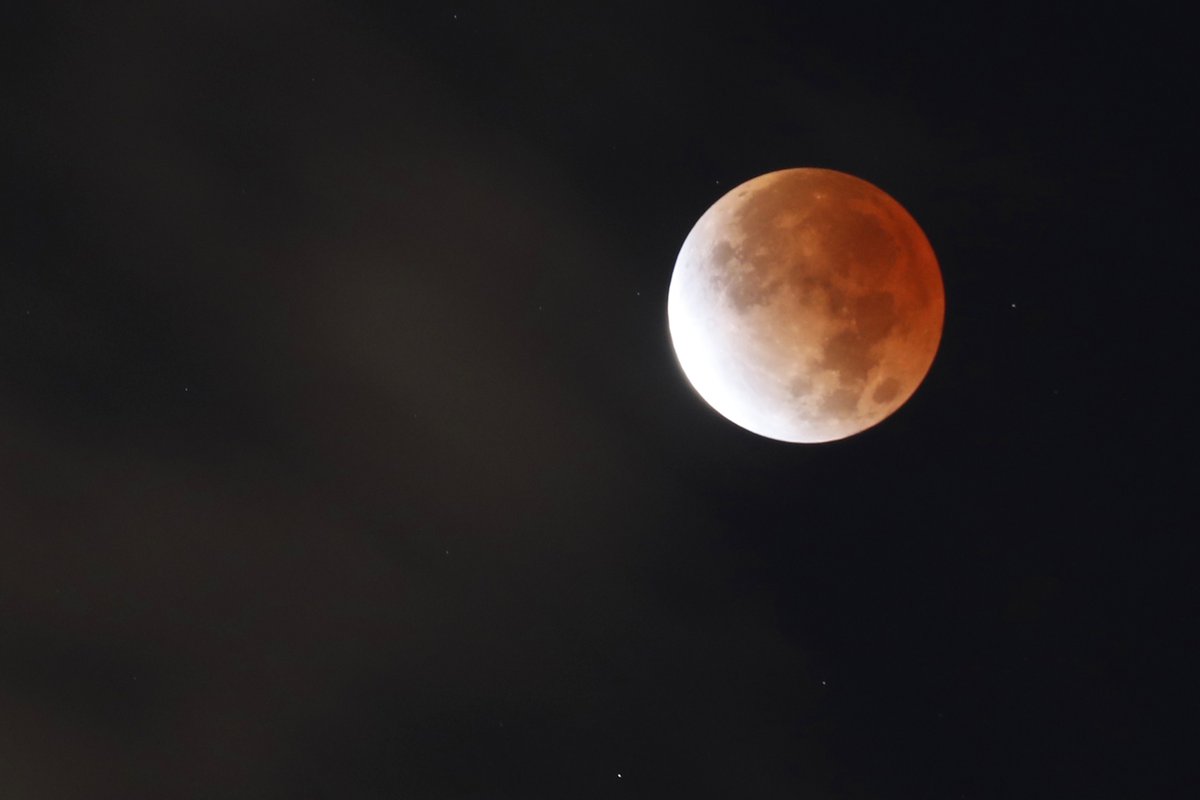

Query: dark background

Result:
[1,3,1192,798]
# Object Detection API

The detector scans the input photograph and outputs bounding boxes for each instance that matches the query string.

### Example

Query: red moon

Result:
[667,168,945,443]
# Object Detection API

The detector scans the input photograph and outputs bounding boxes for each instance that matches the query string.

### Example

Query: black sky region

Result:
[1,4,1193,798]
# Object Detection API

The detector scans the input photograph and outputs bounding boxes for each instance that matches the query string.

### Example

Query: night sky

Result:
[2,4,1191,798]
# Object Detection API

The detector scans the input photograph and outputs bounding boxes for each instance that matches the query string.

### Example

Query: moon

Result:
[667,168,944,443]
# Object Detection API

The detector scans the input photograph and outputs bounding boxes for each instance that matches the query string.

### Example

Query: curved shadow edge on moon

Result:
[668,168,945,443]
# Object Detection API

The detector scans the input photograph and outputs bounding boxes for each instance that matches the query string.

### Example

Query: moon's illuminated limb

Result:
[668,168,944,443]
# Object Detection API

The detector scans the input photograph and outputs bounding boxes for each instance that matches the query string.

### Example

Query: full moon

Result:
[668,168,944,443]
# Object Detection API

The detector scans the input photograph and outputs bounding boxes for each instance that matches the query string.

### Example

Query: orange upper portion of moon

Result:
[668,168,944,442]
